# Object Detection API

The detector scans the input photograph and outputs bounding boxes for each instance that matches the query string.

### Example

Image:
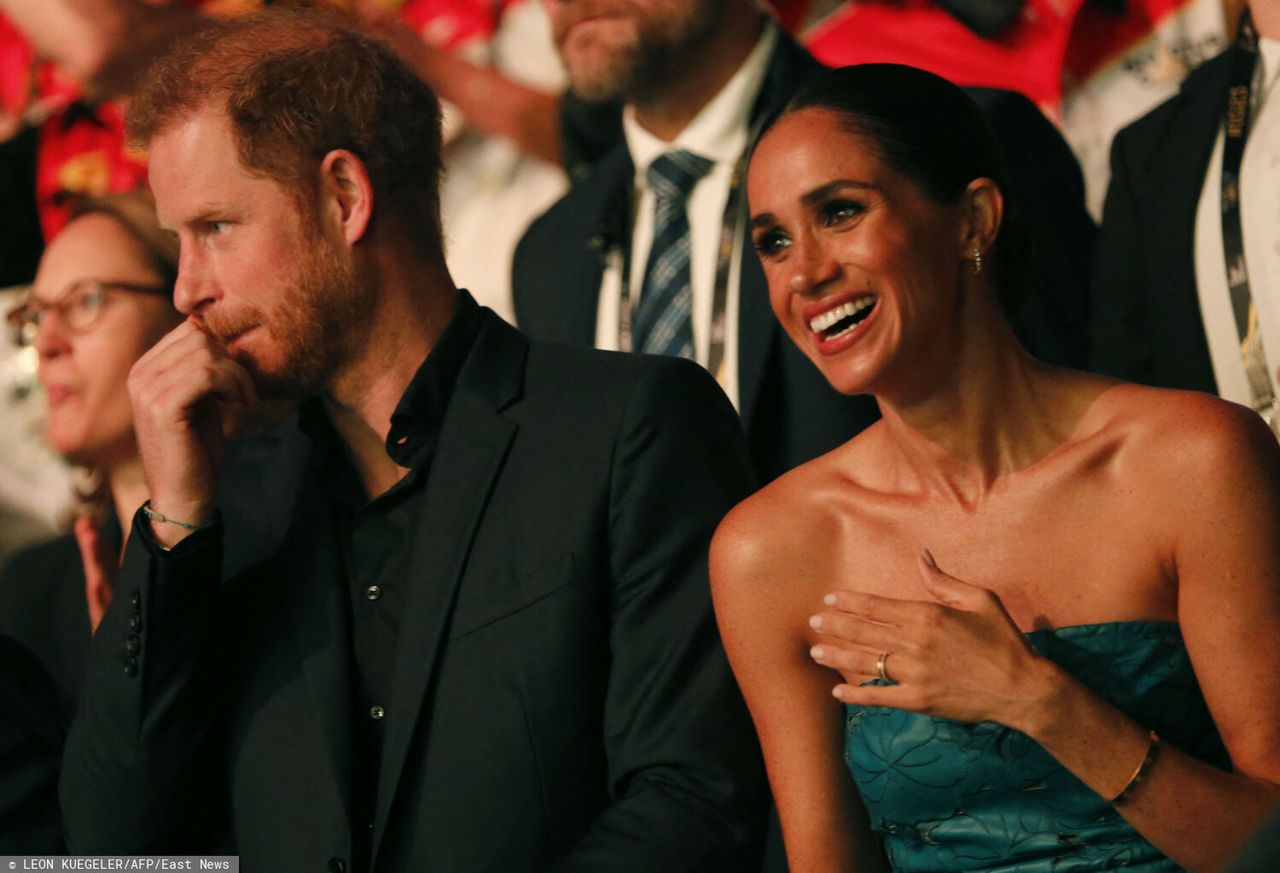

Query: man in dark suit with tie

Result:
[515,0,1096,486]
[1092,2,1279,399]
[60,9,766,872]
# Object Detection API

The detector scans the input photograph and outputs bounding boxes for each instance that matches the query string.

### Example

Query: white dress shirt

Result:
[592,24,778,409]
[1193,36,1280,407]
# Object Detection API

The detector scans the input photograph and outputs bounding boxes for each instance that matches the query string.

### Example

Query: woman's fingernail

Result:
[823,593,836,606]
[810,645,825,660]
[809,614,822,630]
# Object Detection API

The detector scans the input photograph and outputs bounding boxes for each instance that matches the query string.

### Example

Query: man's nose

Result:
[173,247,215,316]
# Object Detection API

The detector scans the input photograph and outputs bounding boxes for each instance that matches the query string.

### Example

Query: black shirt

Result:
[296,291,483,870]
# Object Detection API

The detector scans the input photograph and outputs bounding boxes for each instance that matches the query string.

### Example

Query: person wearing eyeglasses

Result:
[3,190,181,632]
[0,190,180,851]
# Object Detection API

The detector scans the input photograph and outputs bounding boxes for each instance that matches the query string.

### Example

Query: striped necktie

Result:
[632,149,714,360]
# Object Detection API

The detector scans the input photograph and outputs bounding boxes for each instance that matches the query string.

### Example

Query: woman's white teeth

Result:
[809,296,877,334]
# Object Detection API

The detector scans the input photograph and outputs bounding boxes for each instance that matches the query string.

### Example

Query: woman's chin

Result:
[45,424,86,464]
[48,429,134,472]
[808,354,883,398]
[56,446,96,469]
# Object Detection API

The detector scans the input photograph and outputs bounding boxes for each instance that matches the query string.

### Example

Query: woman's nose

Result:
[33,308,72,359]
[789,234,840,295]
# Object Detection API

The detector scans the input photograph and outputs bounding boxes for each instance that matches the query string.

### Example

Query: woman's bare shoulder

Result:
[711,429,883,604]
[1079,382,1280,504]
[1089,382,1274,458]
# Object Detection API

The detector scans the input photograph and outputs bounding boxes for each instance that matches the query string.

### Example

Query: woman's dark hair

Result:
[765,64,1032,308]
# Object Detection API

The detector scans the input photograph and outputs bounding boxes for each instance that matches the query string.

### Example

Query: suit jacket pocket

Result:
[447,552,576,641]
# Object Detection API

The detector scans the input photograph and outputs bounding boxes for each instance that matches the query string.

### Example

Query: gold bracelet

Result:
[1110,730,1162,805]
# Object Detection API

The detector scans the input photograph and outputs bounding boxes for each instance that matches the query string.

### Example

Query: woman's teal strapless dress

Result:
[844,621,1230,872]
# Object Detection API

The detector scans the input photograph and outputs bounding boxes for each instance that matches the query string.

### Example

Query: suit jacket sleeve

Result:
[1091,125,1155,383]
[550,357,768,872]
[59,514,231,853]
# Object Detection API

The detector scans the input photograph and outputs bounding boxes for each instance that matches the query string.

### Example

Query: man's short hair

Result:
[128,8,443,246]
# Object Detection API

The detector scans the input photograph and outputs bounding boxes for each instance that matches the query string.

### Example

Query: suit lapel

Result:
[1151,47,1237,385]
[370,315,525,864]
[562,147,634,346]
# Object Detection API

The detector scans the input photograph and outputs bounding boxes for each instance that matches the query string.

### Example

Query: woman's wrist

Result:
[1005,655,1079,741]
[1009,658,1163,804]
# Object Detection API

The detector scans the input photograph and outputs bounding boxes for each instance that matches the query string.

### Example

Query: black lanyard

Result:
[1219,10,1276,414]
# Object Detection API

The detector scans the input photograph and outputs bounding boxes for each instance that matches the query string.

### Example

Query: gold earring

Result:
[970,247,983,276]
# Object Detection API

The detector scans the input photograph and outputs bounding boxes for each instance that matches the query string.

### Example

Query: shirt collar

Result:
[385,289,483,467]
[298,289,485,478]
[1259,36,1280,103]
[622,19,777,185]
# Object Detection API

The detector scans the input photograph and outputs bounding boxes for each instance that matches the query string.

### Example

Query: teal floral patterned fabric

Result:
[845,622,1229,872]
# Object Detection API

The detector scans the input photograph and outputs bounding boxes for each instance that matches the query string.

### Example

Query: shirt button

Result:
[131,592,142,610]
[365,585,382,601]
[370,705,385,720]
[123,657,139,677]
[327,858,346,873]
[124,635,141,655]
[129,613,143,632]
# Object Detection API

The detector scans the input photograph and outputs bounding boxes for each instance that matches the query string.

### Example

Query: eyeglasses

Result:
[6,279,171,347]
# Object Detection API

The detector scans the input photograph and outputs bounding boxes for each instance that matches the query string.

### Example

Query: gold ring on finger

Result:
[876,651,892,683]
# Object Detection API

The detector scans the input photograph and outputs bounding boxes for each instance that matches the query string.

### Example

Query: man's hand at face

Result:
[128,317,258,548]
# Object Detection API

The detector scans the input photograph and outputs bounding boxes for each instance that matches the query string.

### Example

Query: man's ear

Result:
[319,149,374,246]
[959,177,1004,257]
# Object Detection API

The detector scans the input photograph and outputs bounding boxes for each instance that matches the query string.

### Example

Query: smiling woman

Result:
[712,64,1280,873]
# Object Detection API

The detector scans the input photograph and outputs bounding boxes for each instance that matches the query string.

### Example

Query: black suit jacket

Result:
[61,311,767,872]
[0,421,307,852]
[0,634,64,853]
[1091,46,1236,392]
[514,33,1095,484]
[0,419,310,719]
[0,535,93,726]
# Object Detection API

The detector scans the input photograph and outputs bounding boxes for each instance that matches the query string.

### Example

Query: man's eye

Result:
[753,230,792,258]
[209,221,228,234]
[820,199,864,226]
